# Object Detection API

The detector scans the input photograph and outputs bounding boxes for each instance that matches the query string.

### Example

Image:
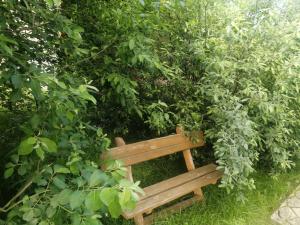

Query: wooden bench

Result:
[101,127,222,225]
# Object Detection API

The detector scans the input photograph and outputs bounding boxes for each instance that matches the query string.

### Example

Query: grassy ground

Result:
[105,157,300,225]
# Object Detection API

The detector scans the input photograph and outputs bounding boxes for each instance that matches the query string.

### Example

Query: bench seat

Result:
[123,163,222,219]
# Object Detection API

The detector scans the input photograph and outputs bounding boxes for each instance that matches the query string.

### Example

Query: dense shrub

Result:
[0,0,299,224]
[0,1,142,224]
[66,0,300,192]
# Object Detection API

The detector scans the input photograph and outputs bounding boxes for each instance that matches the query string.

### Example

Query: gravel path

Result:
[271,185,300,225]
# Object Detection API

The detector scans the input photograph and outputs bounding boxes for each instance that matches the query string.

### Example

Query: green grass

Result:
[105,157,300,225]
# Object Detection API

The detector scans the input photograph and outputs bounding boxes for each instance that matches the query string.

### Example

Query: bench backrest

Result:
[101,127,205,167]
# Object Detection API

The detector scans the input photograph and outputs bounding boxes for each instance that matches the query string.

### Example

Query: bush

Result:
[66,0,300,192]
[1,0,300,224]
[0,1,142,224]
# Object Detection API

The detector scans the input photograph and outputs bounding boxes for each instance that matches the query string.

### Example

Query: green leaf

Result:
[5,162,14,168]
[76,85,97,104]
[39,221,48,225]
[22,209,34,222]
[119,188,132,210]
[53,176,67,189]
[108,199,122,218]
[85,190,104,211]
[129,39,135,50]
[85,217,102,225]
[100,188,118,206]
[69,190,85,210]
[53,0,61,7]
[36,147,45,160]
[18,165,27,176]
[54,165,70,174]
[4,167,14,179]
[89,170,108,187]
[18,137,36,155]
[71,214,82,225]
[57,189,72,205]
[44,0,53,7]
[30,114,41,130]
[46,206,57,218]
[39,137,57,153]
[29,79,42,100]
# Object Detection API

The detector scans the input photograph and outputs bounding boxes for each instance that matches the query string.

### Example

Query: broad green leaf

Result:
[71,214,82,225]
[46,206,57,218]
[108,199,122,218]
[89,170,108,187]
[4,167,14,179]
[118,188,131,208]
[22,209,34,222]
[54,165,70,174]
[118,188,136,211]
[39,137,57,153]
[69,190,85,210]
[29,79,42,100]
[18,165,27,176]
[30,114,41,130]
[53,176,67,189]
[85,217,102,225]
[36,147,45,160]
[18,137,36,155]
[119,179,132,187]
[57,189,72,205]
[39,221,48,225]
[100,188,118,206]
[11,154,19,163]
[85,190,104,211]
[5,162,14,168]
[78,85,97,104]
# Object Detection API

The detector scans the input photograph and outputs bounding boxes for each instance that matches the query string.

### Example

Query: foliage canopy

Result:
[0,0,299,224]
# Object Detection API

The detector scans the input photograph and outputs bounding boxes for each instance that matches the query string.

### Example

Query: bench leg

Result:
[134,214,144,225]
[194,188,204,199]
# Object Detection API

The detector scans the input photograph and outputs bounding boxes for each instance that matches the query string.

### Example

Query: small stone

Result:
[278,207,296,219]
[271,186,300,224]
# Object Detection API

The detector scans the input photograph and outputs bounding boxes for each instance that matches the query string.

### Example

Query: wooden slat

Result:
[123,170,222,219]
[102,132,204,166]
[144,196,202,225]
[140,164,217,201]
